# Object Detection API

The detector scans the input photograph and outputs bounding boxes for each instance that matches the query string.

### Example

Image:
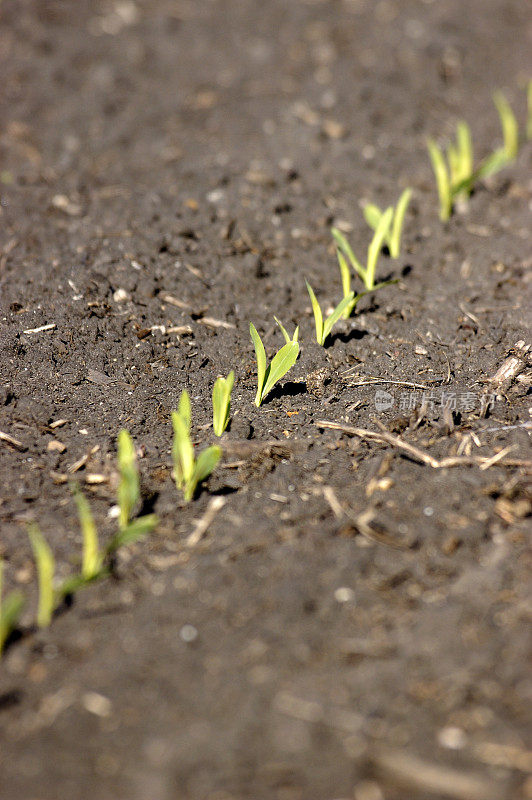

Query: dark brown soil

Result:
[0,2,531,799]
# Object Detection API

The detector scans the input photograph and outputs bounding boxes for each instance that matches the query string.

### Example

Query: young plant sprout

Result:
[28,523,88,628]
[117,429,140,530]
[305,282,354,346]
[113,430,157,547]
[428,91,521,221]
[0,558,25,655]
[172,390,222,501]
[493,90,519,162]
[427,121,474,221]
[363,188,412,259]
[212,370,235,436]
[28,524,55,628]
[332,207,393,292]
[72,484,102,581]
[250,322,299,406]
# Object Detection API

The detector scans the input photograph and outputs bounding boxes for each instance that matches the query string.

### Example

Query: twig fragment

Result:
[370,747,505,800]
[22,323,56,335]
[315,420,530,470]
[0,431,26,451]
[186,497,226,547]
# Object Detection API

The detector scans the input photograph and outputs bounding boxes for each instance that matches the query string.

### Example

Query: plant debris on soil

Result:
[0,1,531,799]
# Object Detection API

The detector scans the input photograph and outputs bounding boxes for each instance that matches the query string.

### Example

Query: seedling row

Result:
[1,84,530,654]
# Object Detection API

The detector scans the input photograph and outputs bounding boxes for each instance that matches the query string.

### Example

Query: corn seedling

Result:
[72,484,102,581]
[336,252,399,320]
[250,322,299,406]
[117,429,140,530]
[427,120,474,220]
[332,207,393,293]
[28,524,55,628]
[305,281,354,346]
[172,390,222,501]
[212,370,235,436]
[113,430,157,547]
[0,558,25,655]
[428,91,521,221]
[363,188,412,259]
[493,90,519,162]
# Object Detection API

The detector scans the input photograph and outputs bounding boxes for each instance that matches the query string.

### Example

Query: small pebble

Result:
[82,692,112,717]
[438,726,467,749]
[113,288,129,303]
[180,624,198,643]
[334,587,355,603]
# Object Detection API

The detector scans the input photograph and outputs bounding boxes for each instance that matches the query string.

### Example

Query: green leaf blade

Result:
[28,525,55,629]
[336,250,351,309]
[178,390,192,431]
[427,138,451,221]
[331,227,366,284]
[305,281,323,344]
[193,446,222,485]
[0,591,25,654]
[117,429,139,530]
[390,188,412,258]
[250,323,267,406]
[366,206,393,289]
[107,515,158,554]
[493,90,518,161]
[172,409,195,487]
[274,316,291,345]
[261,341,299,400]
[72,484,101,580]
[323,292,355,342]
[212,371,234,436]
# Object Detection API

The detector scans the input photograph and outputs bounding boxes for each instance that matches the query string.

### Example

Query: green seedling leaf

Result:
[183,446,223,502]
[28,524,55,629]
[473,148,509,182]
[212,370,235,436]
[362,203,383,232]
[178,389,191,431]
[493,90,518,161]
[274,316,299,344]
[72,484,102,580]
[0,560,24,655]
[172,394,221,499]
[305,281,323,343]
[331,227,366,285]
[322,292,355,341]
[366,206,393,289]
[107,514,158,553]
[117,429,139,530]
[337,250,351,298]
[364,190,412,260]
[306,281,355,345]
[455,121,473,194]
[250,322,267,407]
[172,399,195,487]
[0,593,25,655]
[447,122,473,200]
[336,250,352,319]
[262,340,299,400]
[427,138,451,221]
[389,188,412,258]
